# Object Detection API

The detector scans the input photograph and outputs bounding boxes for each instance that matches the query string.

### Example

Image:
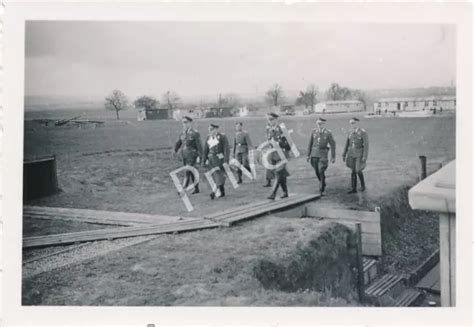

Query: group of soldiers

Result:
[173,113,369,200]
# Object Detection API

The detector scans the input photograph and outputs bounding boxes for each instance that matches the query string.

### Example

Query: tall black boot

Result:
[348,172,357,194]
[280,177,289,198]
[358,172,366,191]
[183,172,190,188]
[218,185,225,198]
[320,173,326,195]
[267,180,280,200]
[191,183,200,194]
[237,170,242,184]
[263,178,272,187]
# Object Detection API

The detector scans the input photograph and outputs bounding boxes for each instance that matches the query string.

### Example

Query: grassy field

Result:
[22,110,455,306]
[24,111,455,215]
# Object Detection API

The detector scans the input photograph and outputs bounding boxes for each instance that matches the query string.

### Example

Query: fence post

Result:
[419,155,427,180]
[355,222,365,303]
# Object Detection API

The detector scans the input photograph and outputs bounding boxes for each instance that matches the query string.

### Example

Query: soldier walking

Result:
[342,117,369,193]
[203,123,230,199]
[173,116,202,194]
[264,113,290,200]
[307,117,336,195]
[233,122,253,184]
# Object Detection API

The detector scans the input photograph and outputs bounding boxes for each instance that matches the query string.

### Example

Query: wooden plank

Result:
[416,262,440,293]
[362,243,383,257]
[305,205,380,222]
[24,206,198,225]
[303,206,381,257]
[207,194,319,222]
[318,218,380,234]
[24,213,135,227]
[25,218,209,241]
[23,219,220,249]
[214,194,320,226]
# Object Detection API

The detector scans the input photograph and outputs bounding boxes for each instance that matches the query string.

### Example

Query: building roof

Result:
[408,160,455,214]
[323,100,363,105]
[377,95,456,103]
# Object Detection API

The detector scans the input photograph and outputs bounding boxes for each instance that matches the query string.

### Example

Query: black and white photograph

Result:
[2,2,472,326]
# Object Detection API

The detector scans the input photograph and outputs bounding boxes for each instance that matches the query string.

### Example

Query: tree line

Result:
[105,82,369,119]
[104,90,181,120]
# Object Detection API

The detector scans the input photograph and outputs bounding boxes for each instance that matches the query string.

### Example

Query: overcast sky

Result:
[25,21,456,99]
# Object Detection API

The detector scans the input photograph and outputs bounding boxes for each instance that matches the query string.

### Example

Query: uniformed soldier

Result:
[264,113,290,200]
[306,117,336,195]
[173,116,202,194]
[203,123,230,200]
[233,122,253,184]
[342,117,369,193]
[263,113,292,187]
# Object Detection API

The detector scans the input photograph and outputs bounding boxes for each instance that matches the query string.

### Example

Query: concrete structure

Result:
[315,100,364,114]
[373,96,456,114]
[136,108,171,120]
[408,160,455,306]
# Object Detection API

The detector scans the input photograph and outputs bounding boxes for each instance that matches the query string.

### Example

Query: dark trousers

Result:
[310,157,328,192]
[183,158,198,189]
[236,152,250,181]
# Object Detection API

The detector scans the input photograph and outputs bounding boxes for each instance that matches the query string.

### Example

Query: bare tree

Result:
[105,89,129,120]
[133,95,159,110]
[351,89,370,111]
[162,90,181,110]
[265,84,284,107]
[325,83,352,101]
[296,84,318,112]
[218,93,241,108]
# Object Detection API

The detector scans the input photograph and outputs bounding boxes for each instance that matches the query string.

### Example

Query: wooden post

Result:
[439,212,456,306]
[355,222,365,303]
[419,155,427,180]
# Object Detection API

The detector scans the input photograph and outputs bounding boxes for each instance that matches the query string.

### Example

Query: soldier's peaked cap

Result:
[268,112,279,118]
[183,116,193,122]
[317,117,326,122]
[210,123,219,128]
[350,117,360,121]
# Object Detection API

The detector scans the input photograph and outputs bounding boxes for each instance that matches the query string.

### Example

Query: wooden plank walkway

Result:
[23,194,320,249]
[304,205,382,257]
[206,193,320,226]
[24,206,198,226]
[23,219,221,249]
[416,262,440,294]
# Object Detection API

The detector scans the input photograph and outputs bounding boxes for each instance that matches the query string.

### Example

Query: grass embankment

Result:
[379,185,439,275]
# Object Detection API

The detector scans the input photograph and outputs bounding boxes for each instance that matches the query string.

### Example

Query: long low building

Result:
[314,100,365,114]
[373,96,456,113]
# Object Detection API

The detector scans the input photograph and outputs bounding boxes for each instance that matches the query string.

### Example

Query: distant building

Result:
[136,108,171,121]
[206,107,234,118]
[279,105,296,116]
[373,96,456,113]
[173,107,205,120]
[314,100,364,114]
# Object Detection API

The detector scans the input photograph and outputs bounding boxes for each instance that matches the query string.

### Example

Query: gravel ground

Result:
[22,235,158,278]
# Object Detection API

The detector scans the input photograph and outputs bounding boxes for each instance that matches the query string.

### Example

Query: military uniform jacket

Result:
[233,131,253,155]
[307,128,336,160]
[342,127,369,160]
[266,124,291,153]
[203,132,230,167]
[174,128,203,162]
